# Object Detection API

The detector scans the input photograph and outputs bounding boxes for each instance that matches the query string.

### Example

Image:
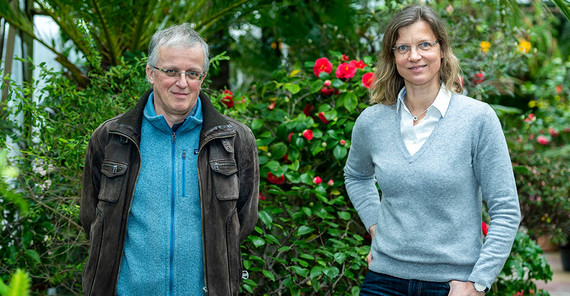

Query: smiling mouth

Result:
[409,65,427,70]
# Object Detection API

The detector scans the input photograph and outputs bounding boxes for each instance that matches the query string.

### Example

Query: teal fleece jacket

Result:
[117,93,204,295]
[344,94,521,289]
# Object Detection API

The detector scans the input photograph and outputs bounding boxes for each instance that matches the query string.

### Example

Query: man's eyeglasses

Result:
[392,40,439,55]
[151,65,205,80]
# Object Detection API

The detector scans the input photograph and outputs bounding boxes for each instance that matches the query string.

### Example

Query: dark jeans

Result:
[360,271,450,296]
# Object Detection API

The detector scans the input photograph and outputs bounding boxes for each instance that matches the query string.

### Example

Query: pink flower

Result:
[482,222,489,236]
[324,80,331,87]
[267,172,285,184]
[362,72,375,89]
[221,90,234,108]
[340,139,346,146]
[321,87,335,96]
[335,62,357,80]
[351,60,367,69]
[288,132,294,142]
[268,102,276,110]
[537,135,550,145]
[318,112,329,124]
[313,176,322,185]
[525,113,536,122]
[341,54,349,61]
[548,127,559,137]
[327,179,334,186]
[313,57,333,77]
[303,129,313,141]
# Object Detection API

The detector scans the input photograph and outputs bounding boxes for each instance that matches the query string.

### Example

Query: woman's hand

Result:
[448,280,485,296]
[366,225,377,265]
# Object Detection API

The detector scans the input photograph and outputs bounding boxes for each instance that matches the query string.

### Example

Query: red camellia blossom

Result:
[268,102,276,110]
[335,62,357,80]
[548,127,560,137]
[473,71,485,84]
[318,112,329,124]
[303,129,313,140]
[351,60,367,69]
[321,87,335,96]
[267,172,285,184]
[313,176,322,185]
[341,54,349,61]
[259,193,266,201]
[482,222,489,236]
[537,135,550,145]
[302,104,314,117]
[340,139,346,146]
[221,90,234,108]
[313,57,333,77]
[288,132,294,142]
[327,179,334,186]
[362,72,375,89]
[324,80,332,87]
[525,113,536,122]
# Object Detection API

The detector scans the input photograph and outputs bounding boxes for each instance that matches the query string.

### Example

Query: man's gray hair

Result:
[147,23,209,73]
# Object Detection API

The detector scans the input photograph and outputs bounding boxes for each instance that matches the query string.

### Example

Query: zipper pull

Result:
[172,133,176,143]
[182,150,186,159]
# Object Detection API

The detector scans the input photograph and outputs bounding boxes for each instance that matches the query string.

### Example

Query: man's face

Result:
[146,45,206,126]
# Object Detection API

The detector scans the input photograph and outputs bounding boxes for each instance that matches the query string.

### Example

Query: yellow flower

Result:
[518,39,531,54]
[479,41,491,53]
[528,100,537,108]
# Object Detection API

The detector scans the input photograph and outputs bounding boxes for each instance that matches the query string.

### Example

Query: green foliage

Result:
[489,231,552,296]
[0,269,31,296]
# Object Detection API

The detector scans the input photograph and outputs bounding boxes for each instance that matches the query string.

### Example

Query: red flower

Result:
[267,172,285,184]
[555,84,563,94]
[548,127,559,137]
[302,104,314,116]
[268,102,276,110]
[221,90,234,108]
[335,62,357,80]
[259,193,266,201]
[473,71,485,84]
[362,72,375,89]
[288,132,294,142]
[351,60,367,69]
[318,112,329,124]
[313,176,322,185]
[537,135,550,145]
[303,129,313,140]
[324,80,331,87]
[340,139,346,146]
[327,179,334,186]
[341,54,349,61]
[321,87,335,96]
[525,113,536,122]
[283,154,291,164]
[313,57,333,77]
[482,222,489,236]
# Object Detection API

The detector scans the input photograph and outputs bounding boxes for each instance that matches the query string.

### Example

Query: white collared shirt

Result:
[397,84,451,155]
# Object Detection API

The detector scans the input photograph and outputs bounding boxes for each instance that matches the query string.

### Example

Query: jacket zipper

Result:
[182,150,186,197]
[169,132,176,296]
[110,132,141,296]
[197,131,235,295]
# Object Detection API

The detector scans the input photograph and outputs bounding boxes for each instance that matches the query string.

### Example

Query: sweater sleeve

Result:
[344,109,382,232]
[469,104,521,288]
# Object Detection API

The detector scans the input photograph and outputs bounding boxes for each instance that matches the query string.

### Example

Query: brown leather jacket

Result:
[80,90,259,295]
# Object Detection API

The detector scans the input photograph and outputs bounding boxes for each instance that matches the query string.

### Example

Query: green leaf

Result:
[262,269,275,281]
[251,118,265,130]
[284,83,301,94]
[258,211,273,229]
[270,142,288,160]
[302,207,312,217]
[323,266,340,279]
[334,252,348,264]
[310,266,323,280]
[291,266,309,277]
[297,225,315,236]
[24,250,40,264]
[278,246,291,252]
[250,236,266,247]
[310,80,323,94]
[338,211,351,220]
[343,92,358,112]
[333,145,348,160]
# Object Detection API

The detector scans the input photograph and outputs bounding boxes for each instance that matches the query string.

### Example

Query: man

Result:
[80,24,259,295]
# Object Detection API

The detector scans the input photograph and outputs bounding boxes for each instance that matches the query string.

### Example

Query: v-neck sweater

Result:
[344,93,520,288]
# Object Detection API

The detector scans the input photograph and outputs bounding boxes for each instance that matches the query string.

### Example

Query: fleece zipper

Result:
[169,132,176,296]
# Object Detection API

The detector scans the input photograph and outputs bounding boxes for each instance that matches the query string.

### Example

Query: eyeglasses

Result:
[151,65,205,80]
[392,40,439,55]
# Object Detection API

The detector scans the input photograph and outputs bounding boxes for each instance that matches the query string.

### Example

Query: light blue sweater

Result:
[344,94,521,288]
[117,93,204,295]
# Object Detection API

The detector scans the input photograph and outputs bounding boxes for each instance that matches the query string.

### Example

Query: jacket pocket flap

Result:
[210,159,238,176]
[101,161,128,178]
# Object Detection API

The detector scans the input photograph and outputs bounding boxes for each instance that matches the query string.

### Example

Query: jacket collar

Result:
[111,89,234,144]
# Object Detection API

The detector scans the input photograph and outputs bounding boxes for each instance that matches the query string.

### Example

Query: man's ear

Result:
[146,65,154,84]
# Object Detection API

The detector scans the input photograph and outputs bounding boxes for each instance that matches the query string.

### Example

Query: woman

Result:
[344,5,520,296]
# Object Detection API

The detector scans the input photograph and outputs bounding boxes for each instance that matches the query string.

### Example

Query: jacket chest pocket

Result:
[98,160,128,203]
[210,159,239,201]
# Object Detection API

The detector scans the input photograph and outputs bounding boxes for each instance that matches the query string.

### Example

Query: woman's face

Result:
[394,20,442,90]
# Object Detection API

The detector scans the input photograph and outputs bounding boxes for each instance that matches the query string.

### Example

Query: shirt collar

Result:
[396,83,451,117]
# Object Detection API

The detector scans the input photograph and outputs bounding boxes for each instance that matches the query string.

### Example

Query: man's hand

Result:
[366,225,377,265]
[448,280,485,296]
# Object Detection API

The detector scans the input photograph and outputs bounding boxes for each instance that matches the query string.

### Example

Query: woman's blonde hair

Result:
[369,5,462,105]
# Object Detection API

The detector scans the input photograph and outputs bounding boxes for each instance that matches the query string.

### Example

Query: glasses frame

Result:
[151,65,205,81]
[392,40,439,55]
